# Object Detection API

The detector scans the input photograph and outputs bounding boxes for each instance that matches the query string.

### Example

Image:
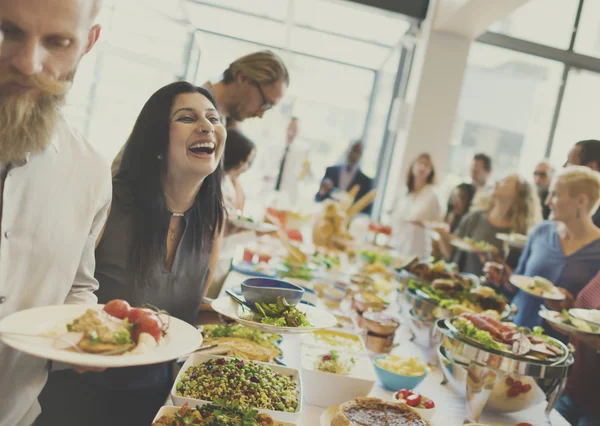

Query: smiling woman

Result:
[38,82,227,426]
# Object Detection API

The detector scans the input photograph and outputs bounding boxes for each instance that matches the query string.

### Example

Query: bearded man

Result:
[0,1,111,425]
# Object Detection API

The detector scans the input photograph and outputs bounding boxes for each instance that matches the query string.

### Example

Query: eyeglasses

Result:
[251,81,274,112]
[533,171,548,178]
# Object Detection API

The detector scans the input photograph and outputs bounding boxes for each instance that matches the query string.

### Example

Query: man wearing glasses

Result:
[533,160,554,220]
[203,50,289,127]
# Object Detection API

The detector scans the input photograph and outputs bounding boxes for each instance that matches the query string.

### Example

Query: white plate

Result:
[509,275,565,301]
[451,238,494,254]
[171,353,302,423]
[211,296,337,334]
[569,308,600,327]
[230,217,277,233]
[0,304,202,368]
[152,405,298,425]
[539,309,600,335]
[496,233,528,248]
[320,405,338,426]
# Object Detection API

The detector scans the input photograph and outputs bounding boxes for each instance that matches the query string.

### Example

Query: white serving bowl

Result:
[171,353,302,423]
[393,392,436,421]
[300,346,376,408]
[151,406,298,426]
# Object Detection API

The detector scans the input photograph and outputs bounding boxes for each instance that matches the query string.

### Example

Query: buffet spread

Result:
[0,187,589,426]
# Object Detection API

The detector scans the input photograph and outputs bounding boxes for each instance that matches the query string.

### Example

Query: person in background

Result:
[112,50,289,175]
[388,153,442,258]
[533,160,554,220]
[316,140,373,214]
[206,129,257,299]
[222,128,256,212]
[471,153,492,191]
[445,183,477,233]
[39,83,226,426]
[544,271,600,425]
[565,139,600,227]
[436,174,541,276]
[484,166,600,335]
[0,1,111,425]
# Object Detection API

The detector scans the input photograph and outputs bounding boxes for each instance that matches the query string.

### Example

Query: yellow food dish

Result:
[304,329,365,352]
[375,355,427,377]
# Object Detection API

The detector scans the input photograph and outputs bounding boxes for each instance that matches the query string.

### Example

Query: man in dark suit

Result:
[315,140,373,214]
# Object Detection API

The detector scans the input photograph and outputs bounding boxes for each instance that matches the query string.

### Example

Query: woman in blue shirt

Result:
[485,166,600,334]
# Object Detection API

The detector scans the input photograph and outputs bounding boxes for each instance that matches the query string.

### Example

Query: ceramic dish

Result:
[151,406,298,425]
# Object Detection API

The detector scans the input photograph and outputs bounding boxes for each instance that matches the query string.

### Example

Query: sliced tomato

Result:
[103,299,131,320]
[127,307,155,324]
[133,314,162,343]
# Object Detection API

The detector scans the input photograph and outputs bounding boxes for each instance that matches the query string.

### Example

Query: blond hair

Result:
[556,165,600,213]
[471,175,542,234]
[222,51,290,86]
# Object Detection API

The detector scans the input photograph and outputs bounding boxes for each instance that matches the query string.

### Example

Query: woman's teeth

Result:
[189,142,215,154]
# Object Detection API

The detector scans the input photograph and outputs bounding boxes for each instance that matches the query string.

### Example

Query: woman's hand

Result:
[545,288,575,311]
[483,261,506,288]
[432,223,451,240]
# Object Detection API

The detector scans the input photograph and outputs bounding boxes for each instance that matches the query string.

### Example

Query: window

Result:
[550,68,600,166]
[489,0,579,49]
[445,44,563,197]
[573,0,600,57]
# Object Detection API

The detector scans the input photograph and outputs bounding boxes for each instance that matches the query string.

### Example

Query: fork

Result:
[0,331,131,355]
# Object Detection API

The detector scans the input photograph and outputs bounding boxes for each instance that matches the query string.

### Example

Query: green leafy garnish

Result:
[452,317,506,351]
[252,297,312,327]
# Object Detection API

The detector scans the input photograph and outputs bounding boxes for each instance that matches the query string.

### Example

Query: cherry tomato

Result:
[133,314,162,343]
[516,423,533,426]
[406,394,422,407]
[103,299,131,319]
[514,380,523,389]
[423,399,435,409]
[505,377,514,386]
[522,384,532,393]
[395,389,412,400]
[507,387,521,398]
[127,307,154,324]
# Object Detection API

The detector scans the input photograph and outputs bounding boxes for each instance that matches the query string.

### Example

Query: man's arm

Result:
[315,167,335,202]
[65,186,111,305]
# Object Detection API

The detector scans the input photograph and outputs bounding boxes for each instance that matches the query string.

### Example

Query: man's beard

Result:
[0,68,73,164]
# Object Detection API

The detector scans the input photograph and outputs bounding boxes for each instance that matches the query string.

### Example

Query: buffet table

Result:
[218,270,570,426]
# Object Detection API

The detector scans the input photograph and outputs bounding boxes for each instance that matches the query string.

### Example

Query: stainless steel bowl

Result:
[436,319,574,423]
[407,308,442,365]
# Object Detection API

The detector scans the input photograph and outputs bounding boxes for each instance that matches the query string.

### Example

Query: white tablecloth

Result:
[219,270,570,426]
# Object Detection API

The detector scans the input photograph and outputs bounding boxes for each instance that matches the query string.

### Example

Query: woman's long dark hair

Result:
[445,183,476,232]
[223,129,256,172]
[115,81,225,285]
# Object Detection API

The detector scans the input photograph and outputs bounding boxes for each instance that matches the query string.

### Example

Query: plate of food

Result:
[0,301,202,368]
[510,275,565,300]
[539,309,600,335]
[496,232,528,248]
[448,313,568,364]
[199,324,282,363]
[151,402,298,426]
[230,213,278,233]
[568,308,600,328]
[451,237,496,254]
[319,398,431,426]
[211,296,337,334]
[172,354,302,422]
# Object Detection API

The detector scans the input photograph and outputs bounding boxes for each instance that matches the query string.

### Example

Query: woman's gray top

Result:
[451,210,511,276]
[95,180,213,324]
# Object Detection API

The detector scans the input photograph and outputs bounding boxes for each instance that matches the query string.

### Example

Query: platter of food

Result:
[568,308,600,328]
[151,402,298,426]
[539,309,600,335]
[172,353,302,422]
[319,398,431,426]
[496,232,528,248]
[300,329,366,353]
[451,237,496,254]
[509,275,565,300]
[446,313,568,364]
[230,213,278,233]
[211,296,337,334]
[0,301,202,368]
[200,324,283,363]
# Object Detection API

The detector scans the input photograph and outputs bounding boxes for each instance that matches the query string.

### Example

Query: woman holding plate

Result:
[485,166,600,335]
[38,82,226,426]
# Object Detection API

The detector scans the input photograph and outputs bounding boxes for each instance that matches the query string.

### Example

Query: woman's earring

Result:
[157,154,164,160]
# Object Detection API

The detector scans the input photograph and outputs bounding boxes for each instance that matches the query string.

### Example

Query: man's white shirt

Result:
[0,116,111,426]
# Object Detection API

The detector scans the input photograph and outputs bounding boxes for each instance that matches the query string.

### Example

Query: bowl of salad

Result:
[300,347,375,408]
[241,277,305,307]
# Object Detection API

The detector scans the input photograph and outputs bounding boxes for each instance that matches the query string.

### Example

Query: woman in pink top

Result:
[546,271,600,425]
